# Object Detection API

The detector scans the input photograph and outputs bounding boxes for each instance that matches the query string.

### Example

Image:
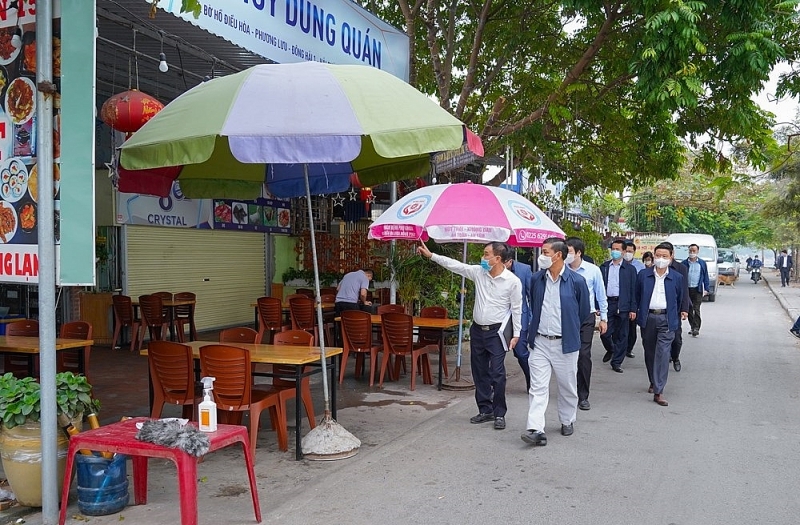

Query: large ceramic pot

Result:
[0,418,80,507]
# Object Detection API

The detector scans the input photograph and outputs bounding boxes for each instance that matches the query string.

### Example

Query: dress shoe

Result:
[790,329,800,340]
[494,417,506,430]
[648,385,654,394]
[561,423,574,436]
[612,366,624,373]
[653,394,668,406]
[602,351,612,363]
[470,412,494,424]
[690,329,698,337]
[626,352,635,358]
[578,399,591,411]
[673,359,681,372]
[521,430,547,446]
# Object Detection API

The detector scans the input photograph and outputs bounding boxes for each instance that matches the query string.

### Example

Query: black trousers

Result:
[577,313,596,402]
[687,289,703,332]
[626,318,638,353]
[670,323,683,361]
[600,299,629,367]
[780,267,791,286]
[470,323,507,417]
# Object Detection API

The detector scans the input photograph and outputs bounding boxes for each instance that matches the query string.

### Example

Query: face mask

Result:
[610,250,622,260]
[623,252,634,262]
[480,258,493,271]
[644,261,653,267]
[538,254,553,270]
[654,258,670,269]
[565,253,576,265]
[688,253,698,259]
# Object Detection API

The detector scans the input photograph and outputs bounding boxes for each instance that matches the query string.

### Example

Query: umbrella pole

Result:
[442,241,474,391]
[300,164,360,460]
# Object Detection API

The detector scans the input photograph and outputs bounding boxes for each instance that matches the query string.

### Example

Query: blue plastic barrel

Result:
[75,453,129,516]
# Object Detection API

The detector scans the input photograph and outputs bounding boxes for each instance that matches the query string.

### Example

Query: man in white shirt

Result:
[565,237,608,411]
[635,243,688,407]
[418,241,522,430]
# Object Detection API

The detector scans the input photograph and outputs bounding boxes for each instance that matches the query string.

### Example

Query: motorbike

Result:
[751,266,761,283]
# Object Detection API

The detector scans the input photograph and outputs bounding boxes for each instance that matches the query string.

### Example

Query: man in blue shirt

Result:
[566,237,608,411]
[681,243,709,337]
[599,239,638,372]
[521,237,590,446]
[636,242,689,406]
[503,252,533,391]
[624,241,645,359]
[335,268,374,316]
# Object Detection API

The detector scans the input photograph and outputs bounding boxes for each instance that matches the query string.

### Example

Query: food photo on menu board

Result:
[213,198,291,233]
[0,19,62,246]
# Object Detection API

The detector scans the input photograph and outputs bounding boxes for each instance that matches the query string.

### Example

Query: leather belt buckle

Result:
[649,309,666,314]
[537,333,562,340]
[478,323,501,331]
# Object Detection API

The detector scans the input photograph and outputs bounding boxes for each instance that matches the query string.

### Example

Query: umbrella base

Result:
[301,412,361,461]
[441,367,475,391]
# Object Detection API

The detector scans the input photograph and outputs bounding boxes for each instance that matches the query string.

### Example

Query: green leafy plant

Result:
[281,267,342,287]
[0,372,100,429]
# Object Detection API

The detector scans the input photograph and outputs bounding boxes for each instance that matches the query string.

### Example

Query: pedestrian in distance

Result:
[636,242,689,406]
[778,249,793,287]
[642,251,654,268]
[599,239,638,373]
[565,237,608,411]
[417,241,522,431]
[624,241,645,359]
[335,268,373,316]
[502,250,533,391]
[682,244,709,337]
[521,237,590,446]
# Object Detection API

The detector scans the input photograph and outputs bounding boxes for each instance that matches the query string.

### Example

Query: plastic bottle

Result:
[198,376,217,432]
[86,413,114,459]
[57,413,93,456]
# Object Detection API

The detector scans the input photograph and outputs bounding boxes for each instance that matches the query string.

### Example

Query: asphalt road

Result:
[267,280,800,525]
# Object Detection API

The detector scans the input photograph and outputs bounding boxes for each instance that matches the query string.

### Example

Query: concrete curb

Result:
[763,275,798,322]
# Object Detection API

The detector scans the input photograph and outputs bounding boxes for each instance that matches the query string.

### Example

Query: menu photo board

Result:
[213,197,291,234]
[0,10,63,283]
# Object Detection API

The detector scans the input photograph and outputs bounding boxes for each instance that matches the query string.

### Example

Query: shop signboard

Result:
[212,196,291,234]
[116,182,213,229]
[150,0,410,81]
[0,1,94,284]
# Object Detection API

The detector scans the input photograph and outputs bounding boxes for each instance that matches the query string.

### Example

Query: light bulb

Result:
[158,52,168,73]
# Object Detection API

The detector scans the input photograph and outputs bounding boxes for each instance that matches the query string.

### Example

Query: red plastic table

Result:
[59,417,261,525]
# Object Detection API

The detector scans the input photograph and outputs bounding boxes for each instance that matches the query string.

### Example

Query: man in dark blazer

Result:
[636,242,689,406]
[778,249,793,287]
[599,239,638,373]
[665,242,691,372]
[504,251,533,391]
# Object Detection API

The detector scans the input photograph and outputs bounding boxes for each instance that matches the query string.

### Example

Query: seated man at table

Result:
[335,268,373,315]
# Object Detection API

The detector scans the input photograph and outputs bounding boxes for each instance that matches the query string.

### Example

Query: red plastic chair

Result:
[419,306,449,378]
[138,295,169,349]
[4,320,38,377]
[111,295,140,352]
[172,292,198,342]
[339,310,382,386]
[288,296,329,345]
[379,313,437,391]
[57,321,93,384]
[147,341,202,421]
[377,304,406,315]
[199,344,286,455]
[272,330,317,430]
[255,297,289,344]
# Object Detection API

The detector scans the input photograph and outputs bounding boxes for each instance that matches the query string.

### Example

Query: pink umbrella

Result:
[368,182,564,389]
[368,182,564,245]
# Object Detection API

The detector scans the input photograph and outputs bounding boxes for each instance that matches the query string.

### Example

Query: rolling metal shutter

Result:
[124,226,266,331]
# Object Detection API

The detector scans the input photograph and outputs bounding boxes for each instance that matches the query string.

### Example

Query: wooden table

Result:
[132,298,196,341]
[142,341,343,460]
[336,315,464,390]
[0,336,94,376]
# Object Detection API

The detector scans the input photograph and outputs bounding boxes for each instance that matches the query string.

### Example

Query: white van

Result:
[663,233,719,302]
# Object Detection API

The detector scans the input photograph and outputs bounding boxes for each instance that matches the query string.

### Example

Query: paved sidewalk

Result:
[762,268,800,323]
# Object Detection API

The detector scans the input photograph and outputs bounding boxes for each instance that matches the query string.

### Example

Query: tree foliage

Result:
[359,0,796,197]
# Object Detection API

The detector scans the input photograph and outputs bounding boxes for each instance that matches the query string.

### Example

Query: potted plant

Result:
[0,372,100,507]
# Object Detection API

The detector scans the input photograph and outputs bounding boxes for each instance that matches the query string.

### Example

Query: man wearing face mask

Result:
[636,243,689,406]
[682,243,709,338]
[662,242,691,372]
[418,241,522,430]
[521,238,590,446]
[565,237,608,411]
[624,241,645,359]
[599,239,638,373]
[502,250,533,391]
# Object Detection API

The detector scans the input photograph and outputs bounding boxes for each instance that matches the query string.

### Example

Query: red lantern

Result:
[100,89,164,133]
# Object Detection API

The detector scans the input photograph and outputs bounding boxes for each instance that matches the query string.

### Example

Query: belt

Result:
[608,296,619,300]
[537,333,562,340]
[475,322,501,331]
[649,309,666,314]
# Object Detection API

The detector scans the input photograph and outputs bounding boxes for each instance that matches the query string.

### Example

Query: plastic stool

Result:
[59,418,261,525]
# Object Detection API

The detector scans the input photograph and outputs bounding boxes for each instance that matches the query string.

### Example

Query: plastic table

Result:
[59,417,261,525]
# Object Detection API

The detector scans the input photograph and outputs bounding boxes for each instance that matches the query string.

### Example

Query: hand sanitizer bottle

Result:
[198,376,217,432]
